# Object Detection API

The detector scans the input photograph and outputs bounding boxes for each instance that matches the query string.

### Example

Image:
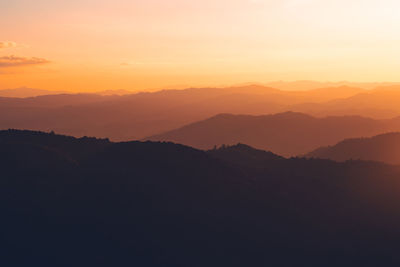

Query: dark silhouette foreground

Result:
[2,130,400,266]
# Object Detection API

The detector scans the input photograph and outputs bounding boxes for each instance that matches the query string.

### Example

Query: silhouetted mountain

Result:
[147,112,400,157]
[4,85,400,142]
[0,93,113,108]
[208,143,284,170]
[0,87,67,97]
[3,130,400,266]
[96,89,134,96]
[264,80,400,91]
[0,129,110,160]
[306,132,400,165]
[0,88,133,98]
[283,85,365,102]
[289,86,400,119]
[0,85,370,141]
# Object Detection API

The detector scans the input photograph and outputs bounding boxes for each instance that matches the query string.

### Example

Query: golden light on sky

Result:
[1,0,400,92]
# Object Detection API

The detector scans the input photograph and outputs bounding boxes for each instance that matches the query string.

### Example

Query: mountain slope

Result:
[3,130,400,266]
[146,112,400,157]
[0,85,368,141]
[306,132,400,165]
[264,80,400,91]
[0,129,110,160]
[289,86,400,119]
[4,85,400,142]
[0,87,67,98]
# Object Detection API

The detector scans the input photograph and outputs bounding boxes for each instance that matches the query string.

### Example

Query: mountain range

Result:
[2,85,400,144]
[263,80,400,91]
[0,81,389,97]
[0,87,133,98]
[306,132,400,165]
[2,129,400,266]
[147,112,400,157]
[0,87,68,97]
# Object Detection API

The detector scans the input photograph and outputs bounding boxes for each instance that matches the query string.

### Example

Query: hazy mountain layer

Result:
[0,87,134,98]
[306,132,400,165]
[147,112,400,157]
[3,85,400,142]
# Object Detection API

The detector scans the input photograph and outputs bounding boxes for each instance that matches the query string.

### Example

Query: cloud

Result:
[0,41,18,49]
[0,55,50,68]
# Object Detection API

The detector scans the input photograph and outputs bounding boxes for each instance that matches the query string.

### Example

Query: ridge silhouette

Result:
[4,85,400,141]
[147,112,400,156]
[2,130,400,266]
[306,132,400,165]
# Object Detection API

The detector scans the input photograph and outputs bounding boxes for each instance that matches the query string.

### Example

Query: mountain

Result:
[0,129,110,160]
[3,129,400,266]
[289,86,400,119]
[0,85,370,141]
[0,87,133,98]
[3,85,400,143]
[146,112,400,157]
[287,85,365,102]
[306,132,400,165]
[0,93,112,108]
[0,87,67,97]
[96,89,134,96]
[264,80,400,91]
[208,143,284,169]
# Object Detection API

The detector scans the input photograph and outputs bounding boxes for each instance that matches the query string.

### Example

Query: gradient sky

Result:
[1,0,400,92]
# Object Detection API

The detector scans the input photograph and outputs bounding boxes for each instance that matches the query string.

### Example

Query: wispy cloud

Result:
[0,55,50,68]
[0,41,18,49]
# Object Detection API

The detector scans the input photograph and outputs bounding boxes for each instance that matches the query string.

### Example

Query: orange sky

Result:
[1,0,400,92]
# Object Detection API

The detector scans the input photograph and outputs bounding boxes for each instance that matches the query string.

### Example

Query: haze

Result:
[5,1,400,265]
[1,0,400,92]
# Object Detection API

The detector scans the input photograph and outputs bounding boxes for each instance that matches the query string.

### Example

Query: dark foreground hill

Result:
[306,132,400,165]
[146,112,400,157]
[2,129,400,266]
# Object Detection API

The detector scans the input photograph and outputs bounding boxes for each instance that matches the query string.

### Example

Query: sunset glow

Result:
[1,0,400,92]
[4,1,400,264]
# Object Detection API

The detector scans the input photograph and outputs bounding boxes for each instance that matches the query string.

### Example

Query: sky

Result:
[1,0,400,92]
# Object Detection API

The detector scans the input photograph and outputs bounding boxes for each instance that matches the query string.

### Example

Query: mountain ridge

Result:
[146,112,400,157]
[3,129,400,266]
[3,85,400,141]
[306,132,400,165]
